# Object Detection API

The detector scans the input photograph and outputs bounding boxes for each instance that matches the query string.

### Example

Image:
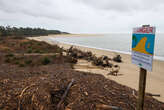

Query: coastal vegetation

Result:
[0,25,69,37]
[0,36,164,109]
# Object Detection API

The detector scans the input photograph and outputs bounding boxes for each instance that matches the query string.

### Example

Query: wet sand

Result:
[28,35,164,102]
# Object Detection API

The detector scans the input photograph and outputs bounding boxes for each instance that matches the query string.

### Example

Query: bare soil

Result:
[0,37,164,110]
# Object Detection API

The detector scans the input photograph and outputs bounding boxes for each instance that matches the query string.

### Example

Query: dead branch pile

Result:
[0,64,164,110]
[66,46,122,68]
[0,38,163,110]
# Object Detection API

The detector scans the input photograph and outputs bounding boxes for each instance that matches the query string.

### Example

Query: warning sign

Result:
[132,26,156,71]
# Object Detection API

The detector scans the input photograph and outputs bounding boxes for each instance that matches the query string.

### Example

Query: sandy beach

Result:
[28,35,164,102]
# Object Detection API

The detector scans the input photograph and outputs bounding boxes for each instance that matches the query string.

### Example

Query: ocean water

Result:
[50,33,164,61]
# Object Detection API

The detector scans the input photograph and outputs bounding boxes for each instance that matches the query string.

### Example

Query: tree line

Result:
[0,26,69,37]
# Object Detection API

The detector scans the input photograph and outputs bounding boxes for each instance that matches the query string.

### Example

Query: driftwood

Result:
[108,65,120,76]
[113,55,122,63]
[18,84,36,110]
[57,79,75,110]
[147,93,160,97]
[96,104,122,110]
[66,46,120,68]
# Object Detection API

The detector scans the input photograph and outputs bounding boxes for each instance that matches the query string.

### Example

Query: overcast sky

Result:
[0,0,164,33]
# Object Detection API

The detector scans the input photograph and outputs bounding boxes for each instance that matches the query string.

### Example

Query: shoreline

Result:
[32,35,164,61]
[50,38,164,61]
[28,35,164,102]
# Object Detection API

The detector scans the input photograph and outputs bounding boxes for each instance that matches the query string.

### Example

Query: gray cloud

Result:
[75,0,164,12]
[0,0,73,20]
[0,0,164,33]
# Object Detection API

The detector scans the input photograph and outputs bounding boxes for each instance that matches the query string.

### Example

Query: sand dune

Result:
[28,35,164,102]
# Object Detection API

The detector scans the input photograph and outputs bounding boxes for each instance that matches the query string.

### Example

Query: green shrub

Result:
[34,49,41,53]
[12,56,18,60]
[39,51,44,53]
[5,53,14,57]
[25,60,32,65]
[41,57,51,65]
[37,42,42,46]
[28,46,32,49]
[14,61,20,65]
[21,42,28,45]
[52,55,56,58]
[27,49,32,53]
[19,63,25,67]
[34,49,44,53]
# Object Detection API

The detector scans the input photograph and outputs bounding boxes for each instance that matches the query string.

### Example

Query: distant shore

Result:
[28,35,164,102]
[47,33,105,37]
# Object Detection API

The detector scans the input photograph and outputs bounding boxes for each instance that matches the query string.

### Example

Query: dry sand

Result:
[28,35,164,102]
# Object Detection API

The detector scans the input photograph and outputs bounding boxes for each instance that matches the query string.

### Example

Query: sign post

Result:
[137,68,147,110]
[131,25,156,110]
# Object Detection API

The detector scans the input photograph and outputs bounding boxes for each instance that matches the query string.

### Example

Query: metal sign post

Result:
[131,25,156,110]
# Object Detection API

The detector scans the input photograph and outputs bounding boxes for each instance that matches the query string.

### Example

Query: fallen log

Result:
[96,104,122,110]
[147,93,160,97]
[57,79,75,110]
[113,55,122,63]
[18,84,36,110]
